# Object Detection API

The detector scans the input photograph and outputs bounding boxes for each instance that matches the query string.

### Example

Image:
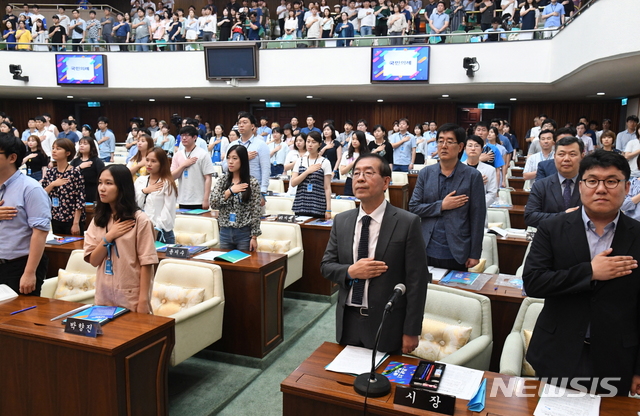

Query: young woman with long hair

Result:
[340,130,371,196]
[318,124,342,180]
[84,165,158,313]
[134,147,178,244]
[22,135,49,181]
[413,123,425,165]
[210,145,262,251]
[369,124,394,168]
[71,136,105,203]
[41,138,85,235]
[127,134,155,179]
[285,133,307,195]
[291,131,332,219]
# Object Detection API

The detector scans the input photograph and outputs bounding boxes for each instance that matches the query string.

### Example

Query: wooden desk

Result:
[408,173,417,202]
[288,221,337,296]
[511,190,530,206]
[282,179,409,210]
[506,205,526,229]
[496,236,530,275]
[282,342,639,416]
[0,296,174,416]
[438,275,524,373]
[515,160,526,168]
[43,242,287,359]
[509,177,525,190]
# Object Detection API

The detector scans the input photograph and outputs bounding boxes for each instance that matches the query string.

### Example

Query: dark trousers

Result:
[427,256,467,272]
[343,177,354,196]
[271,164,284,177]
[51,219,84,236]
[179,204,204,210]
[0,254,48,296]
[72,38,82,51]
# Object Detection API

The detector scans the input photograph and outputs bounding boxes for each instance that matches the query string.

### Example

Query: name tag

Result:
[166,246,190,258]
[183,169,189,178]
[65,318,102,337]
[229,213,237,223]
[52,197,60,207]
[105,258,113,275]
[306,183,313,192]
[394,386,455,415]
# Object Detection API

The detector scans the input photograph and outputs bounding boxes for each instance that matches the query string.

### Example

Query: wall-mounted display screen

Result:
[371,46,430,82]
[56,54,107,85]
[205,45,258,80]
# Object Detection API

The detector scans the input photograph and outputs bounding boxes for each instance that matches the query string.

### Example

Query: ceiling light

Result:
[67,95,73,99]
[442,94,449,98]
[306,95,313,99]
[377,99,383,102]
[184,95,191,99]
[36,97,43,100]
[259,99,265,102]
[596,92,605,96]
[149,98,155,102]
[510,98,517,101]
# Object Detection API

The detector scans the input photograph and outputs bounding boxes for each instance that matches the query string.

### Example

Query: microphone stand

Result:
[353,308,391,397]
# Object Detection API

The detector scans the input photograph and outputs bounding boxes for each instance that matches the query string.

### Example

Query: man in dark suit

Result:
[524,150,640,396]
[409,123,486,271]
[535,127,576,182]
[525,136,583,228]
[321,153,429,354]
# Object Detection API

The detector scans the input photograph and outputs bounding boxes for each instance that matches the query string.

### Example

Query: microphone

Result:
[384,283,406,312]
[353,283,407,398]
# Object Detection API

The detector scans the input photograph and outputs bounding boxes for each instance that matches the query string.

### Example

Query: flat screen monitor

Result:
[55,54,107,86]
[205,44,259,80]
[370,46,430,83]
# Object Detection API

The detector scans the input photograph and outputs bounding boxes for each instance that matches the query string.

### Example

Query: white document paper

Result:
[435,363,484,400]
[193,251,227,261]
[534,384,600,416]
[325,346,388,375]
[429,267,449,283]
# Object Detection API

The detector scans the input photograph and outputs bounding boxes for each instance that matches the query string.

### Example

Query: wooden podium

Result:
[0,296,175,416]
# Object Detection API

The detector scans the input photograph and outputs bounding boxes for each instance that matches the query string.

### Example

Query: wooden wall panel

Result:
[0,99,620,146]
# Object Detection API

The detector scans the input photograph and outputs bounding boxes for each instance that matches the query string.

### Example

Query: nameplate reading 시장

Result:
[394,386,455,415]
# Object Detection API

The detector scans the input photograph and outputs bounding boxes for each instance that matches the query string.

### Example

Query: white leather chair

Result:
[330,198,356,218]
[41,249,97,304]
[174,215,220,247]
[523,179,532,191]
[268,178,285,194]
[499,297,544,376]
[515,241,533,277]
[426,158,438,166]
[152,259,225,366]
[410,284,493,371]
[112,154,127,165]
[391,171,408,185]
[257,222,303,288]
[412,164,428,171]
[498,189,513,205]
[265,196,294,215]
[469,234,499,275]
[487,208,511,229]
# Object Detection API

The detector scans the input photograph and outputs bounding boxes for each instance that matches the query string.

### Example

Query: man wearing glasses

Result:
[525,136,583,228]
[321,153,429,354]
[409,123,485,271]
[523,150,640,396]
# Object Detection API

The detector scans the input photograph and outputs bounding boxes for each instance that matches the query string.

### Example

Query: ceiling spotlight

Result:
[377,99,383,102]
[36,97,43,100]
[259,99,266,102]
[306,95,313,99]
[462,57,478,78]
[510,98,517,101]
[184,96,191,99]
[67,95,74,99]
[597,92,605,96]
[149,98,155,102]
[442,94,449,98]
[9,64,29,82]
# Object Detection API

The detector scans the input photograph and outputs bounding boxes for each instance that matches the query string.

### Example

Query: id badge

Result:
[306,183,313,192]
[183,169,189,178]
[105,259,113,275]
[229,213,237,223]
[52,197,60,207]
[27,168,32,175]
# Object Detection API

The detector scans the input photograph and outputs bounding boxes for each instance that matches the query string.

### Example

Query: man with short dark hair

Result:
[409,123,486,271]
[100,7,114,45]
[389,118,416,172]
[69,9,85,52]
[171,125,215,210]
[3,5,19,32]
[321,153,429,354]
[48,15,67,51]
[58,119,80,143]
[536,127,575,181]
[576,122,595,153]
[617,115,639,153]
[524,150,640,397]
[132,8,151,51]
[525,136,583,227]
[300,115,322,135]
[0,133,51,296]
[34,116,55,157]
[428,1,448,44]
[95,116,116,162]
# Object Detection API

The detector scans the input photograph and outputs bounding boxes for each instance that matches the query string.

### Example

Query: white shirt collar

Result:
[357,199,387,225]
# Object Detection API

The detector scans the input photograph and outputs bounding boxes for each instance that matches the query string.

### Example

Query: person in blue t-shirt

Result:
[247,11,261,40]
[460,121,504,185]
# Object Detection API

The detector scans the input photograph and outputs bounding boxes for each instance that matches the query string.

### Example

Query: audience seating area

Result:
[41,249,97,304]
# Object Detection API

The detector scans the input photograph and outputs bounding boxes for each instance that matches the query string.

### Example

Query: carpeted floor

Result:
[168,295,336,416]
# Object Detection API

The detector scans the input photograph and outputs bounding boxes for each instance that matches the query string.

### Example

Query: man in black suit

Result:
[535,127,576,182]
[321,153,429,354]
[525,136,583,227]
[524,150,640,396]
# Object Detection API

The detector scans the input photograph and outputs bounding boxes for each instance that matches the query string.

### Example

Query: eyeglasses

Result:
[437,140,458,147]
[581,178,625,189]
[352,170,379,179]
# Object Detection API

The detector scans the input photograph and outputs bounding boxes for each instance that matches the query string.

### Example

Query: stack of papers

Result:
[325,346,388,376]
[436,363,484,400]
[534,384,600,416]
[429,267,449,283]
